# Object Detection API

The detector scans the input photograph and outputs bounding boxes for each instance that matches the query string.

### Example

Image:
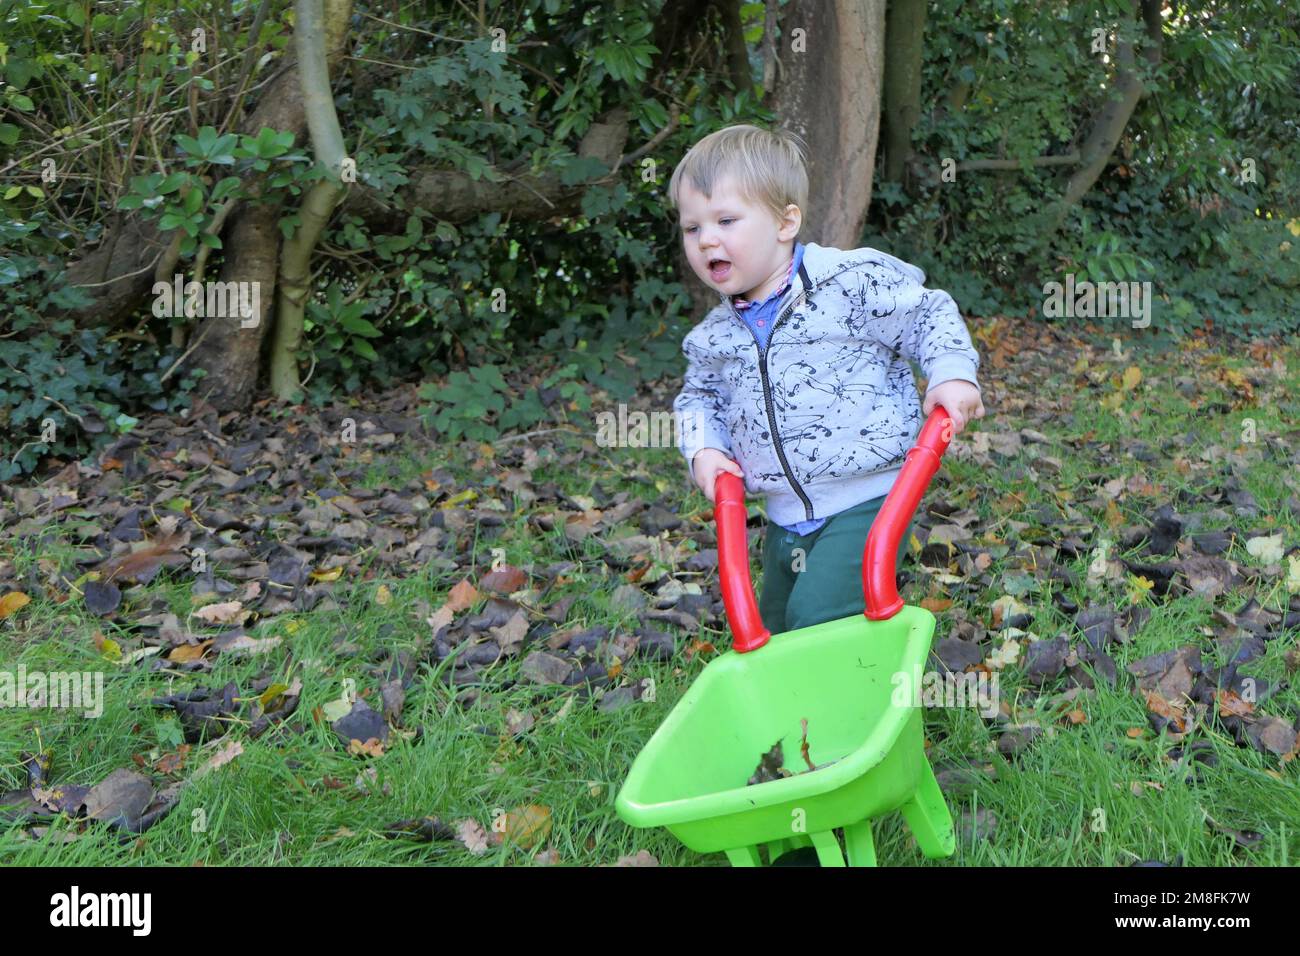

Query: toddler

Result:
[669,125,985,633]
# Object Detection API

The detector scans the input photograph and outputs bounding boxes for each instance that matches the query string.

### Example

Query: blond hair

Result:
[667,124,809,230]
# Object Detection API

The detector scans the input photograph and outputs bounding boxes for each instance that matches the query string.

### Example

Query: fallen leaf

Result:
[168,640,213,663]
[347,738,386,758]
[212,633,281,656]
[1286,555,1300,593]
[154,746,191,775]
[489,609,530,655]
[92,631,122,662]
[748,741,785,785]
[83,769,153,829]
[1216,689,1255,718]
[83,580,122,616]
[986,639,1022,669]
[445,578,480,612]
[121,646,164,666]
[456,818,491,855]
[193,601,247,625]
[0,591,30,620]
[97,534,189,585]
[481,565,528,595]
[1245,533,1284,565]
[333,698,389,750]
[612,850,659,866]
[502,804,552,848]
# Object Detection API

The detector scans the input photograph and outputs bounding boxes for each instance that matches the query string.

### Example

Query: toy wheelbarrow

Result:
[615,407,959,867]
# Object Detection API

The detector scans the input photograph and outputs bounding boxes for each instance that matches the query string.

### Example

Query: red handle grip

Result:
[713,471,770,652]
[711,406,953,649]
[862,406,954,620]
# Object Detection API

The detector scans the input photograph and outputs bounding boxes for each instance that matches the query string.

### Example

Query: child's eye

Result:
[720,218,735,225]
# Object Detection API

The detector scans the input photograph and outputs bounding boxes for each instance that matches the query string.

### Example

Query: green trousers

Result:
[757,495,912,634]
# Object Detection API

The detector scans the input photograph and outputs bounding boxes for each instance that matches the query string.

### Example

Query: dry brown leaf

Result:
[1142,689,1188,733]
[193,601,247,625]
[1216,689,1255,718]
[347,737,386,758]
[0,591,31,620]
[502,804,552,849]
[97,533,190,584]
[445,578,480,612]
[154,745,192,774]
[168,640,213,663]
[490,609,530,655]
[456,818,491,855]
[194,740,243,778]
[481,565,528,595]
[612,850,660,866]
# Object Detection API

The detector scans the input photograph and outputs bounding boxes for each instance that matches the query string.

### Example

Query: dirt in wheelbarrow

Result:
[747,719,840,786]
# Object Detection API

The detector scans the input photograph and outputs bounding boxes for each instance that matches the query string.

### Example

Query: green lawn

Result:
[3,323,1299,865]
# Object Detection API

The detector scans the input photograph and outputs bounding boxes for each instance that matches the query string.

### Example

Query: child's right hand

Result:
[691,448,744,504]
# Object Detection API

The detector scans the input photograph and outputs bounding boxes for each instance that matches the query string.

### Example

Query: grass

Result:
[2,325,1300,865]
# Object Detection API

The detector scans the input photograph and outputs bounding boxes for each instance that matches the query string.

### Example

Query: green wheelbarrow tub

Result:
[615,605,949,858]
[615,407,960,865]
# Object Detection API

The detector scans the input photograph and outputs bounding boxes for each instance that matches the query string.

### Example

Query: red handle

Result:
[711,406,953,649]
[863,406,954,620]
[713,471,770,652]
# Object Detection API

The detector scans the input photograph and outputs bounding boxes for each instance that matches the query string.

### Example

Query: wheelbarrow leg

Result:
[843,818,877,867]
[724,845,762,867]
[899,762,956,859]
[809,829,846,867]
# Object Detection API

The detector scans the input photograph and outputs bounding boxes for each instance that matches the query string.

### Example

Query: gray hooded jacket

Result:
[673,241,982,527]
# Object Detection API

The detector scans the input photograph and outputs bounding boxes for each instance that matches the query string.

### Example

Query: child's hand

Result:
[691,447,744,504]
[923,379,985,435]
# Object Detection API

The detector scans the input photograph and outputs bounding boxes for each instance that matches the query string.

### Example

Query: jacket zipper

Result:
[731,286,816,522]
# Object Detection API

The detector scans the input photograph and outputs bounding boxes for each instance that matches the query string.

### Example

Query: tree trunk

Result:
[882,0,926,185]
[64,215,167,328]
[774,0,887,248]
[181,0,351,412]
[711,0,754,96]
[343,108,629,229]
[269,0,353,403]
[1049,0,1162,231]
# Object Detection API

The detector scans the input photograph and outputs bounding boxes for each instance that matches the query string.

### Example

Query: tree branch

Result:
[956,151,1081,172]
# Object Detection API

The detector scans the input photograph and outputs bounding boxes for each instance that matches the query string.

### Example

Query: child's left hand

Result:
[923,379,985,435]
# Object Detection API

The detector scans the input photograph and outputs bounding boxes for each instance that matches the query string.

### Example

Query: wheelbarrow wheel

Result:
[769,846,822,867]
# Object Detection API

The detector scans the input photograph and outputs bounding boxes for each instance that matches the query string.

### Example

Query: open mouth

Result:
[707,258,732,281]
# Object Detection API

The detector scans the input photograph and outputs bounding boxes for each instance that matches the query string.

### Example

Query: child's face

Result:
[677,175,801,301]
